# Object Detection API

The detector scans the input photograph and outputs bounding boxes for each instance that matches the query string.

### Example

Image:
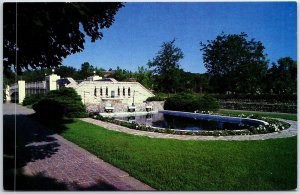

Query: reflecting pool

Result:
[115,112,257,131]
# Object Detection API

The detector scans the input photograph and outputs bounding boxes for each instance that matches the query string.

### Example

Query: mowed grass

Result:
[218,109,297,121]
[59,119,297,191]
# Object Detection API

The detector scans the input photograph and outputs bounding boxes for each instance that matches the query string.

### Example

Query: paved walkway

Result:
[81,117,297,141]
[3,103,154,191]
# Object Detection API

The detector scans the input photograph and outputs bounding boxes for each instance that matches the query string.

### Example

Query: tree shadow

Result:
[4,166,116,191]
[3,113,117,191]
[3,114,62,167]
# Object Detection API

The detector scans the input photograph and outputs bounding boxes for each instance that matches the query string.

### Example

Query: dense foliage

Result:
[33,99,65,119]
[32,88,87,118]
[22,93,46,106]
[148,39,184,93]
[164,93,219,112]
[200,32,269,94]
[4,2,123,75]
[264,57,297,94]
[146,96,165,101]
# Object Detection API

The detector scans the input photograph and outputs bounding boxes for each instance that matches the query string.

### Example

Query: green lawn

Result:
[218,109,297,121]
[57,119,297,191]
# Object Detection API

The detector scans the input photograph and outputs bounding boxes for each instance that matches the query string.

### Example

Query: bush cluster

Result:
[22,93,46,106]
[164,93,219,112]
[32,99,65,119]
[32,88,87,118]
[146,96,165,101]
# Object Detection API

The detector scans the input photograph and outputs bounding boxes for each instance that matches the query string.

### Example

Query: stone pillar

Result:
[5,85,11,102]
[18,80,26,104]
[45,73,61,91]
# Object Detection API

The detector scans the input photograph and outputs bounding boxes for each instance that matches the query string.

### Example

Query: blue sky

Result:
[62,2,297,73]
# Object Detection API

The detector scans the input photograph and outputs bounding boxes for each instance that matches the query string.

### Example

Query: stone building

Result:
[58,75,155,112]
[7,72,157,113]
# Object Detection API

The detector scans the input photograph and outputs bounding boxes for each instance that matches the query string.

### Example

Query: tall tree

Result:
[266,57,297,94]
[55,66,78,79]
[200,32,268,94]
[135,66,154,89]
[3,2,123,75]
[111,66,133,81]
[77,62,95,80]
[148,39,184,93]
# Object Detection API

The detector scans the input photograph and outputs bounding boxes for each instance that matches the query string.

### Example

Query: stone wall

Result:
[86,101,165,113]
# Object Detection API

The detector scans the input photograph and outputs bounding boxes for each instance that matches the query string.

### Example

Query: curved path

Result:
[3,103,154,191]
[81,117,297,141]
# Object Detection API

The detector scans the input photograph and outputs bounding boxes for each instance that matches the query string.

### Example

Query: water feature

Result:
[114,112,262,131]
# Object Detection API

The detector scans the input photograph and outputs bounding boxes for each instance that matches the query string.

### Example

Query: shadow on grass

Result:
[28,113,75,134]
[3,113,116,191]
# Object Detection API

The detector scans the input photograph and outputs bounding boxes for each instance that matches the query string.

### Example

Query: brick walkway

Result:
[3,103,154,191]
[81,117,297,141]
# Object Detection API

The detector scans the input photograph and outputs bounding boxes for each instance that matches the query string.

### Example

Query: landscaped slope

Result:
[60,119,297,191]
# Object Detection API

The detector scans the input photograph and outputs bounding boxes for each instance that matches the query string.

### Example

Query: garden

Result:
[19,88,297,191]
[39,118,297,191]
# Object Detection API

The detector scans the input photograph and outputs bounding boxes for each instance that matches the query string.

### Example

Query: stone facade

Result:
[86,101,164,113]
[60,75,156,113]
[8,73,157,113]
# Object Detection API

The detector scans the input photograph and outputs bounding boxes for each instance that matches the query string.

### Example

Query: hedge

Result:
[164,93,219,112]
[146,96,165,101]
[22,93,46,106]
[220,102,297,113]
[33,87,87,118]
[211,93,297,103]
[32,99,65,119]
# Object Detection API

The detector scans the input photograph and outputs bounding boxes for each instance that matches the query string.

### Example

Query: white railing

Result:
[25,81,46,89]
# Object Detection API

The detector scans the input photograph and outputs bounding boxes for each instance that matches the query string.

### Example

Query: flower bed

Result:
[91,113,290,136]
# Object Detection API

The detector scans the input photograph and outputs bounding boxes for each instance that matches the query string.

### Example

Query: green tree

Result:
[19,69,52,82]
[77,62,95,80]
[200,32,268,94]
[111,66,132,81]
[4,2,123,75]
[148,39,184,93]
[55,66,78,79]
[266,57,297,94]
[134,66,154,89]
[179,72,209,94]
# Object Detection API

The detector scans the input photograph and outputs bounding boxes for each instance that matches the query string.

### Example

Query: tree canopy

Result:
[148,39,184,93]
[3,2,123,75]
[200,32,268,94]
[265,57,297,94]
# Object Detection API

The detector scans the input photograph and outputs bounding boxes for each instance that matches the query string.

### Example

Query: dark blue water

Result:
[115,113,251,131]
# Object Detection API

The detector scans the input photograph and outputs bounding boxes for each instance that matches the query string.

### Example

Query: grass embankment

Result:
[56,119,297,191]
[218,109,297,121]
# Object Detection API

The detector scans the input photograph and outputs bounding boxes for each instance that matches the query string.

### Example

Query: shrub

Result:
[164,93,219,112]
[197,95,219,111]
[22,93,46,106]
[33,87,87,118]
[146,96,165,101]
[33,99,64,119]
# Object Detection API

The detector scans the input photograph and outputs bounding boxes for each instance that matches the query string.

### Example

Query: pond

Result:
[114,112,261,131]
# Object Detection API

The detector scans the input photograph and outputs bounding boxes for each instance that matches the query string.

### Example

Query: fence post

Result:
[18,80,26,104]
[5,85,11,102]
